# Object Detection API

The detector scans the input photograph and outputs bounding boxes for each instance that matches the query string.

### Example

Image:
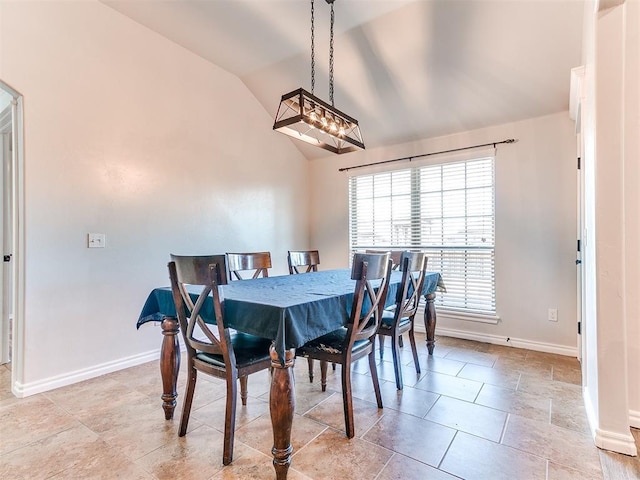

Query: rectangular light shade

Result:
[273,88,365,154]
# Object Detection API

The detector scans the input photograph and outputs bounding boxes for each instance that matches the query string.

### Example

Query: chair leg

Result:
[223,374,238,465]
[408,328,421,374]
[239,375,248,406]
[332,363,336,371]
[307,357,314,383]
[320,360,328,392]
[391,335,404,390]
[369,348,383,408]
[399,334,404,348]
[179,366,197,437]
[341,360,355,438]
[378,334,385,359]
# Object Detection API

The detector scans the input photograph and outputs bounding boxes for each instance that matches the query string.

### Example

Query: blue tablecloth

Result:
[137,269,444,364]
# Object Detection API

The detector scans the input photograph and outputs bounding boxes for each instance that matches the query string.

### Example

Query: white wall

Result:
[579,0,637,455]
[580,0,601,441]
[623,0,640,430]
[310,112,578,354]
[0,0,308,394]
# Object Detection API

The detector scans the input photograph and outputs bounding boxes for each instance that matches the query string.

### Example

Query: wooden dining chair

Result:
[287,250,320,274]
[226,251,272,280]
[366,248,417,348]
[296,252,392,438]
[365,249,403,270]
[378,251,428,390]
[168,254,272,465]
[287,249,323,382]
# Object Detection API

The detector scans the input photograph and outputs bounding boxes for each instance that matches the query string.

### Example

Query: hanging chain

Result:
[310,0,315,95]
[329,1,335,105]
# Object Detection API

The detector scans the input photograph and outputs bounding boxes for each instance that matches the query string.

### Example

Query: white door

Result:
[570,66,586,365]
[576,133,584,362]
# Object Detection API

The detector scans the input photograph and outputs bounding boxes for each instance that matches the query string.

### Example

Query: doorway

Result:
[0,88,12,366]
[0,80,23,394]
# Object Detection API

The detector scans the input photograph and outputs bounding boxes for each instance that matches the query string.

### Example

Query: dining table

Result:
[136,268,445,479]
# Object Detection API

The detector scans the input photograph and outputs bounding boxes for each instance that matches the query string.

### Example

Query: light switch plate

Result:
[88,233,106,248]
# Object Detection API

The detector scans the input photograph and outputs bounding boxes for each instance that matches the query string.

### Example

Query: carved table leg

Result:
[424,293,437,355]
[160,316,180,420]
[270,346,295,480]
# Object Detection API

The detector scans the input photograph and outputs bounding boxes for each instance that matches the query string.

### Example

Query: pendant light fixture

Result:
[273,0,365,154]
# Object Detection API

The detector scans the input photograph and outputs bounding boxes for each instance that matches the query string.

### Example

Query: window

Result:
[348,157,496,316]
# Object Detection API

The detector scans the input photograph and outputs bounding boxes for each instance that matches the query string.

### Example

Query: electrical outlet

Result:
[548,308,558,322]
[88,233,106,248]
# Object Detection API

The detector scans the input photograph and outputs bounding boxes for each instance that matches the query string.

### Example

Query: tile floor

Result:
[1,333,638,479]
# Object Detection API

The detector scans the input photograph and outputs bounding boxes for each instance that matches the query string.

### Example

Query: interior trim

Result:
[594,427,638,456]
[424,326,578,357]
[11,349,160,397]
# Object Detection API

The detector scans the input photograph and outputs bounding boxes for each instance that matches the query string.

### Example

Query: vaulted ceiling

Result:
[102,0,584,159]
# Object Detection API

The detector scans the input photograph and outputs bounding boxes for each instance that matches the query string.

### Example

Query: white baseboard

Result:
[584,386,638,456]
[12,349,160,398]
[594,428,638,456]
[629,409,640,429]
[419,325,578,357]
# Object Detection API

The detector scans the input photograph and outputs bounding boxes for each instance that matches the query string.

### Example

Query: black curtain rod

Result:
[338,138,517,172]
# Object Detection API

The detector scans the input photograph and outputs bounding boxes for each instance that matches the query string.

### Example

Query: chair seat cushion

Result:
[297,327,370,357]
[196,332,271,368]
[379,309,411,329]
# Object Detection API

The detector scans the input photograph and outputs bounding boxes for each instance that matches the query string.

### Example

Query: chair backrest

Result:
[346,252,392,346]
[168,254,233,363]
[365,249,403,270]
[287,250,320,274]
[393,251,428,320]
[226,252,272,280]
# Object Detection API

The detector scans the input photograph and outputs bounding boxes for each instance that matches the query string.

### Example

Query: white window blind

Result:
[348,157,496,315]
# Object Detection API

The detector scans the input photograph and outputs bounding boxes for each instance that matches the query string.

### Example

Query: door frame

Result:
[0,79,25,396]
[0,106,10,365]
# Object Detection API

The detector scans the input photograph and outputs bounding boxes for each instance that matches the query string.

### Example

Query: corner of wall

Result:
[629,410,640,429]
